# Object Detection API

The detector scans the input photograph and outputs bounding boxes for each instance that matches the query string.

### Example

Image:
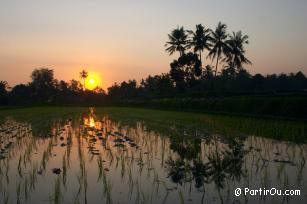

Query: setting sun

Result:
[85,72,101,90]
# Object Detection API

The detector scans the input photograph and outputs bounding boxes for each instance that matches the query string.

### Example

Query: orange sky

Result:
[0,0,306,90]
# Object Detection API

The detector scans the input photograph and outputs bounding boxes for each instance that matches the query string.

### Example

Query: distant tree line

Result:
[106,71,307,100]
[0,68,105,105]
[0,22,306,106]
[107,22,307,101]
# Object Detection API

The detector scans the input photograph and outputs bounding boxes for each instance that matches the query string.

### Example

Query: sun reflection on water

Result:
[83,115,102,130]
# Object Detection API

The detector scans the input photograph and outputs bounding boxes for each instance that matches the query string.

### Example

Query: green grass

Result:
[95,107,306,142]
[0,106,306,143]
[123,95,307,119]
[0,107,87,137]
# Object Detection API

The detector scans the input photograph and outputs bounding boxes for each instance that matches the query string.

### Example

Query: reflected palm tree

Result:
[191,159,209,188]
[222,137,246,181]
[187,24,212,66]
[169,135,201,160]
[208,22,229,76]
[166,135,247,190]
[165,158,186,185]
[165,26,189,57]
[206,150,227,188]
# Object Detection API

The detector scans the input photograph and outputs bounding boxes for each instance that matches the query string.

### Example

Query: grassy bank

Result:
[118,94,307,119]
[0,106,306,142]
[0,106,87,137]
[96,107,306,143]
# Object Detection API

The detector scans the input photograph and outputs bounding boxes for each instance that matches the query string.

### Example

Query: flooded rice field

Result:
[0,107,306,204]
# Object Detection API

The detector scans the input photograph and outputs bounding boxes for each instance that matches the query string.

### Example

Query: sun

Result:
[85,72,101,90]
[89,79,95,85]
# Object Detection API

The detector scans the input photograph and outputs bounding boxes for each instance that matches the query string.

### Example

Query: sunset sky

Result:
[1,0,306,90]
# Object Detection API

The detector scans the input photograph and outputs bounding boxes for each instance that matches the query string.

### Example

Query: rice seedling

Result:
[127,167,134,200]
[75,174,83,202]
[121,155,126,179]
[104,179,113,204]
[52,176,62,204]
[24,177,29,201]
[0,161,3,179]
[140,191,150,204]
[296,156,305,185]
[178,189,184,204]
[66,144,71,162]
[62,152,67,187]
[2,190,9,204]
[83,171,88,204]
[97,155,103,181]
[161,191,169,204]
[16,180,21,204]
[4,159,9,184]
[29,162,38,191]
[24,141,34,164]
[40,150,49,171]
[115,155,120,169]
[134,179,141,204]
[17,155,23,178]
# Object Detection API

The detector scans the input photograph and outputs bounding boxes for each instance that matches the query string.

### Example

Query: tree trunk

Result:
[199,50,202,65]
[215,57,219,77]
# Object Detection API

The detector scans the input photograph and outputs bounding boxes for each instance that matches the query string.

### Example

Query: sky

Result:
[0,0,307,90]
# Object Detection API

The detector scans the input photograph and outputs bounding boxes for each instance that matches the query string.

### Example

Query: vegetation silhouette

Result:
[165,26,189,57]
[208,22,229,76]
[166,135,246,190]
[187,24,212,66]
[0,22,306,118]
[79,70,88,90]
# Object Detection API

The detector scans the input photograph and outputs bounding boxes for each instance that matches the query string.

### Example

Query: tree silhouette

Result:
[69,79,83,93]
[30,68,55,102]
[224,31,252,71]
[170,52,202,90]
[187,24,212,66]
[165,26,189,57]
[208,22,229,76]
[0,80,8,91]
[0,81,8,105]
[79,70,88,90]
[203,65,214,80]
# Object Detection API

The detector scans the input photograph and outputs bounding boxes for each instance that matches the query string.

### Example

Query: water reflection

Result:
[0,109,306,203]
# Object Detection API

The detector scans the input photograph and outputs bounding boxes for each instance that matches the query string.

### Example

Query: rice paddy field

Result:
[0,107,306,204]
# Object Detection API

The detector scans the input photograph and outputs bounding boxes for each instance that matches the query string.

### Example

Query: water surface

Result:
[0,107,306,204]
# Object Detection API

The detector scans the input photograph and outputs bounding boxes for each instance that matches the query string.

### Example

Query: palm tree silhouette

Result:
[224,31,252,70]
[0,81,8,89]
[79,70,88,90]
[187,24,212,66]
[203,65,214,79]
[165,26,188,57]
[208,22,229,76]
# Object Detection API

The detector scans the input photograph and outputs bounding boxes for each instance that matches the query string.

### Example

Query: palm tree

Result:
[0,81,8,89]
[203,65,214,79]
[187,24,212,65]
[165,26,188,57]
[208,22,229,76]
[0,81,8,95]
[224,31,252,70]
[79,70,88,90]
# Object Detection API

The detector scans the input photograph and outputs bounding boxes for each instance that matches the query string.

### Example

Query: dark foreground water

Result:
[0,108,306,204]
